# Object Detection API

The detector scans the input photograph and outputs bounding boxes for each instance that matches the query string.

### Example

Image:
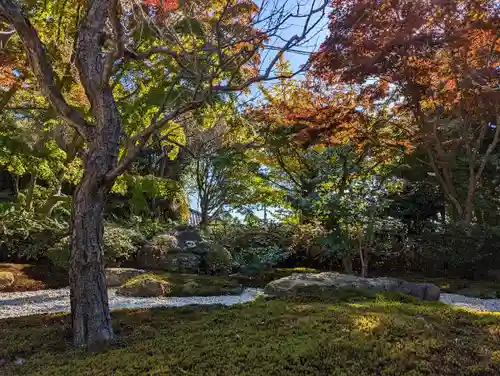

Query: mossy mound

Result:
[232,267,321,287]
[0,263,68,292]
[116,272,243,297]
[2,292,500,375]
[0,271,14,288]
[117,275,171,297]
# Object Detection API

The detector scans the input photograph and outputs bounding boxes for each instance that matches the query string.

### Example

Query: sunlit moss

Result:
[1,292,500,375]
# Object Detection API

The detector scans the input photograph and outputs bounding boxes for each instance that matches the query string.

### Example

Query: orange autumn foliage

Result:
[143,0,179,12]
[312,0,498,120]
[254,75,413,166]
[312,0,499,223]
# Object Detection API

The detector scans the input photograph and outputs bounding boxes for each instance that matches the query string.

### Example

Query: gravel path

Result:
[2,289,500,319]
[439,293,500,312]
[0,288,263,319]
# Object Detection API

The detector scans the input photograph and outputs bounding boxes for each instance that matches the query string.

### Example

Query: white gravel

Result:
[439,293,500,312]
[0,288,263,319]
[2,289,500,319]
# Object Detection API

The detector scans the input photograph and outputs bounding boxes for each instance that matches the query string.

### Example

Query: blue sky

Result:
[189,1,330,216]
[259,0,329,76]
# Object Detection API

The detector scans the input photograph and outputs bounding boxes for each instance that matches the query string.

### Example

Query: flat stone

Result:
[263,272,440,301]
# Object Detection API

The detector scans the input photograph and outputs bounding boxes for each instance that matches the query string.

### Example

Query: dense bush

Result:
[104,225,146,265]
[409,224,500,278]
[0,207,68,262]
[210,222,330,272]
[109,215,175,239]
[204,245,233,275]
[209,219,500,279]
[47,223,146,269]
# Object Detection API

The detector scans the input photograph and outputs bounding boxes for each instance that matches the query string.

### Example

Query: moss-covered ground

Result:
[118,272,243,296]
[1,292,500,375]
[0,263,68,292]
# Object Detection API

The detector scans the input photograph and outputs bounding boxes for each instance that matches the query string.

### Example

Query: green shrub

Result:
[46,237,70,269]
[408,223,500,277]
[232,245,290,274]
[205,245,233,275]
[209,222,328,273]
[121,216,175,239]
[0,208,68,261]
[103,225,145,266]
[47,223,145,269]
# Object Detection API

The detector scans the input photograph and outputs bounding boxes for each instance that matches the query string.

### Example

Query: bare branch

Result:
[475,118,500,183]
[102,0,125,84]
[105,100,204,182]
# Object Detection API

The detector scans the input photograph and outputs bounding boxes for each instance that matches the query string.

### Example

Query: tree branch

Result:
[105,100,204,182]
[0,0,92,139]
[102,0,124,84]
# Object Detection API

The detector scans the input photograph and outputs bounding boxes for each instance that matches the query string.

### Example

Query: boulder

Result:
[136,226,213,272]
[163,253,202,273]
[136,235,180,270]
[105,268,146,287]
[263,272,440,301]
[117,276,171,297]
[0,272,14,289]
[171,226,210,255]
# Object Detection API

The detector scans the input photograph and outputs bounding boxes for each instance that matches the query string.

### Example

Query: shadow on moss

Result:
[1,291,500,376]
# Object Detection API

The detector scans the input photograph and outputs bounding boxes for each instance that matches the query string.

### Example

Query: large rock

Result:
[105,268,146,287]
[117,277,171,297]
[0,272,14,289]
[136,234,180,270]
[171,226,210,255]
[163,253,201,273]
[136,226,212,272]
[264,272,440,301]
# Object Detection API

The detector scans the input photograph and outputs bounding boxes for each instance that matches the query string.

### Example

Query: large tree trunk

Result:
[69,147,115,349]
[68,82,122,349]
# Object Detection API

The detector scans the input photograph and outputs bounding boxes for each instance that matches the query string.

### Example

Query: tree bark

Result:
[69,145,116,349]
[342,256,353,274]
[25,173,37,211]
[66,0,123,349]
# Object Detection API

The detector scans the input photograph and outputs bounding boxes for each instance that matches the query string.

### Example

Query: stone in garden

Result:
[162,253,201,273]
[117,276,171,297]
[136,226,214,272]
[263,272,440,301]
[171,226,211,255]
[105,268,147,287]
[0,271,14,289]
[136,234,180,270]
[14,358,25,366]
